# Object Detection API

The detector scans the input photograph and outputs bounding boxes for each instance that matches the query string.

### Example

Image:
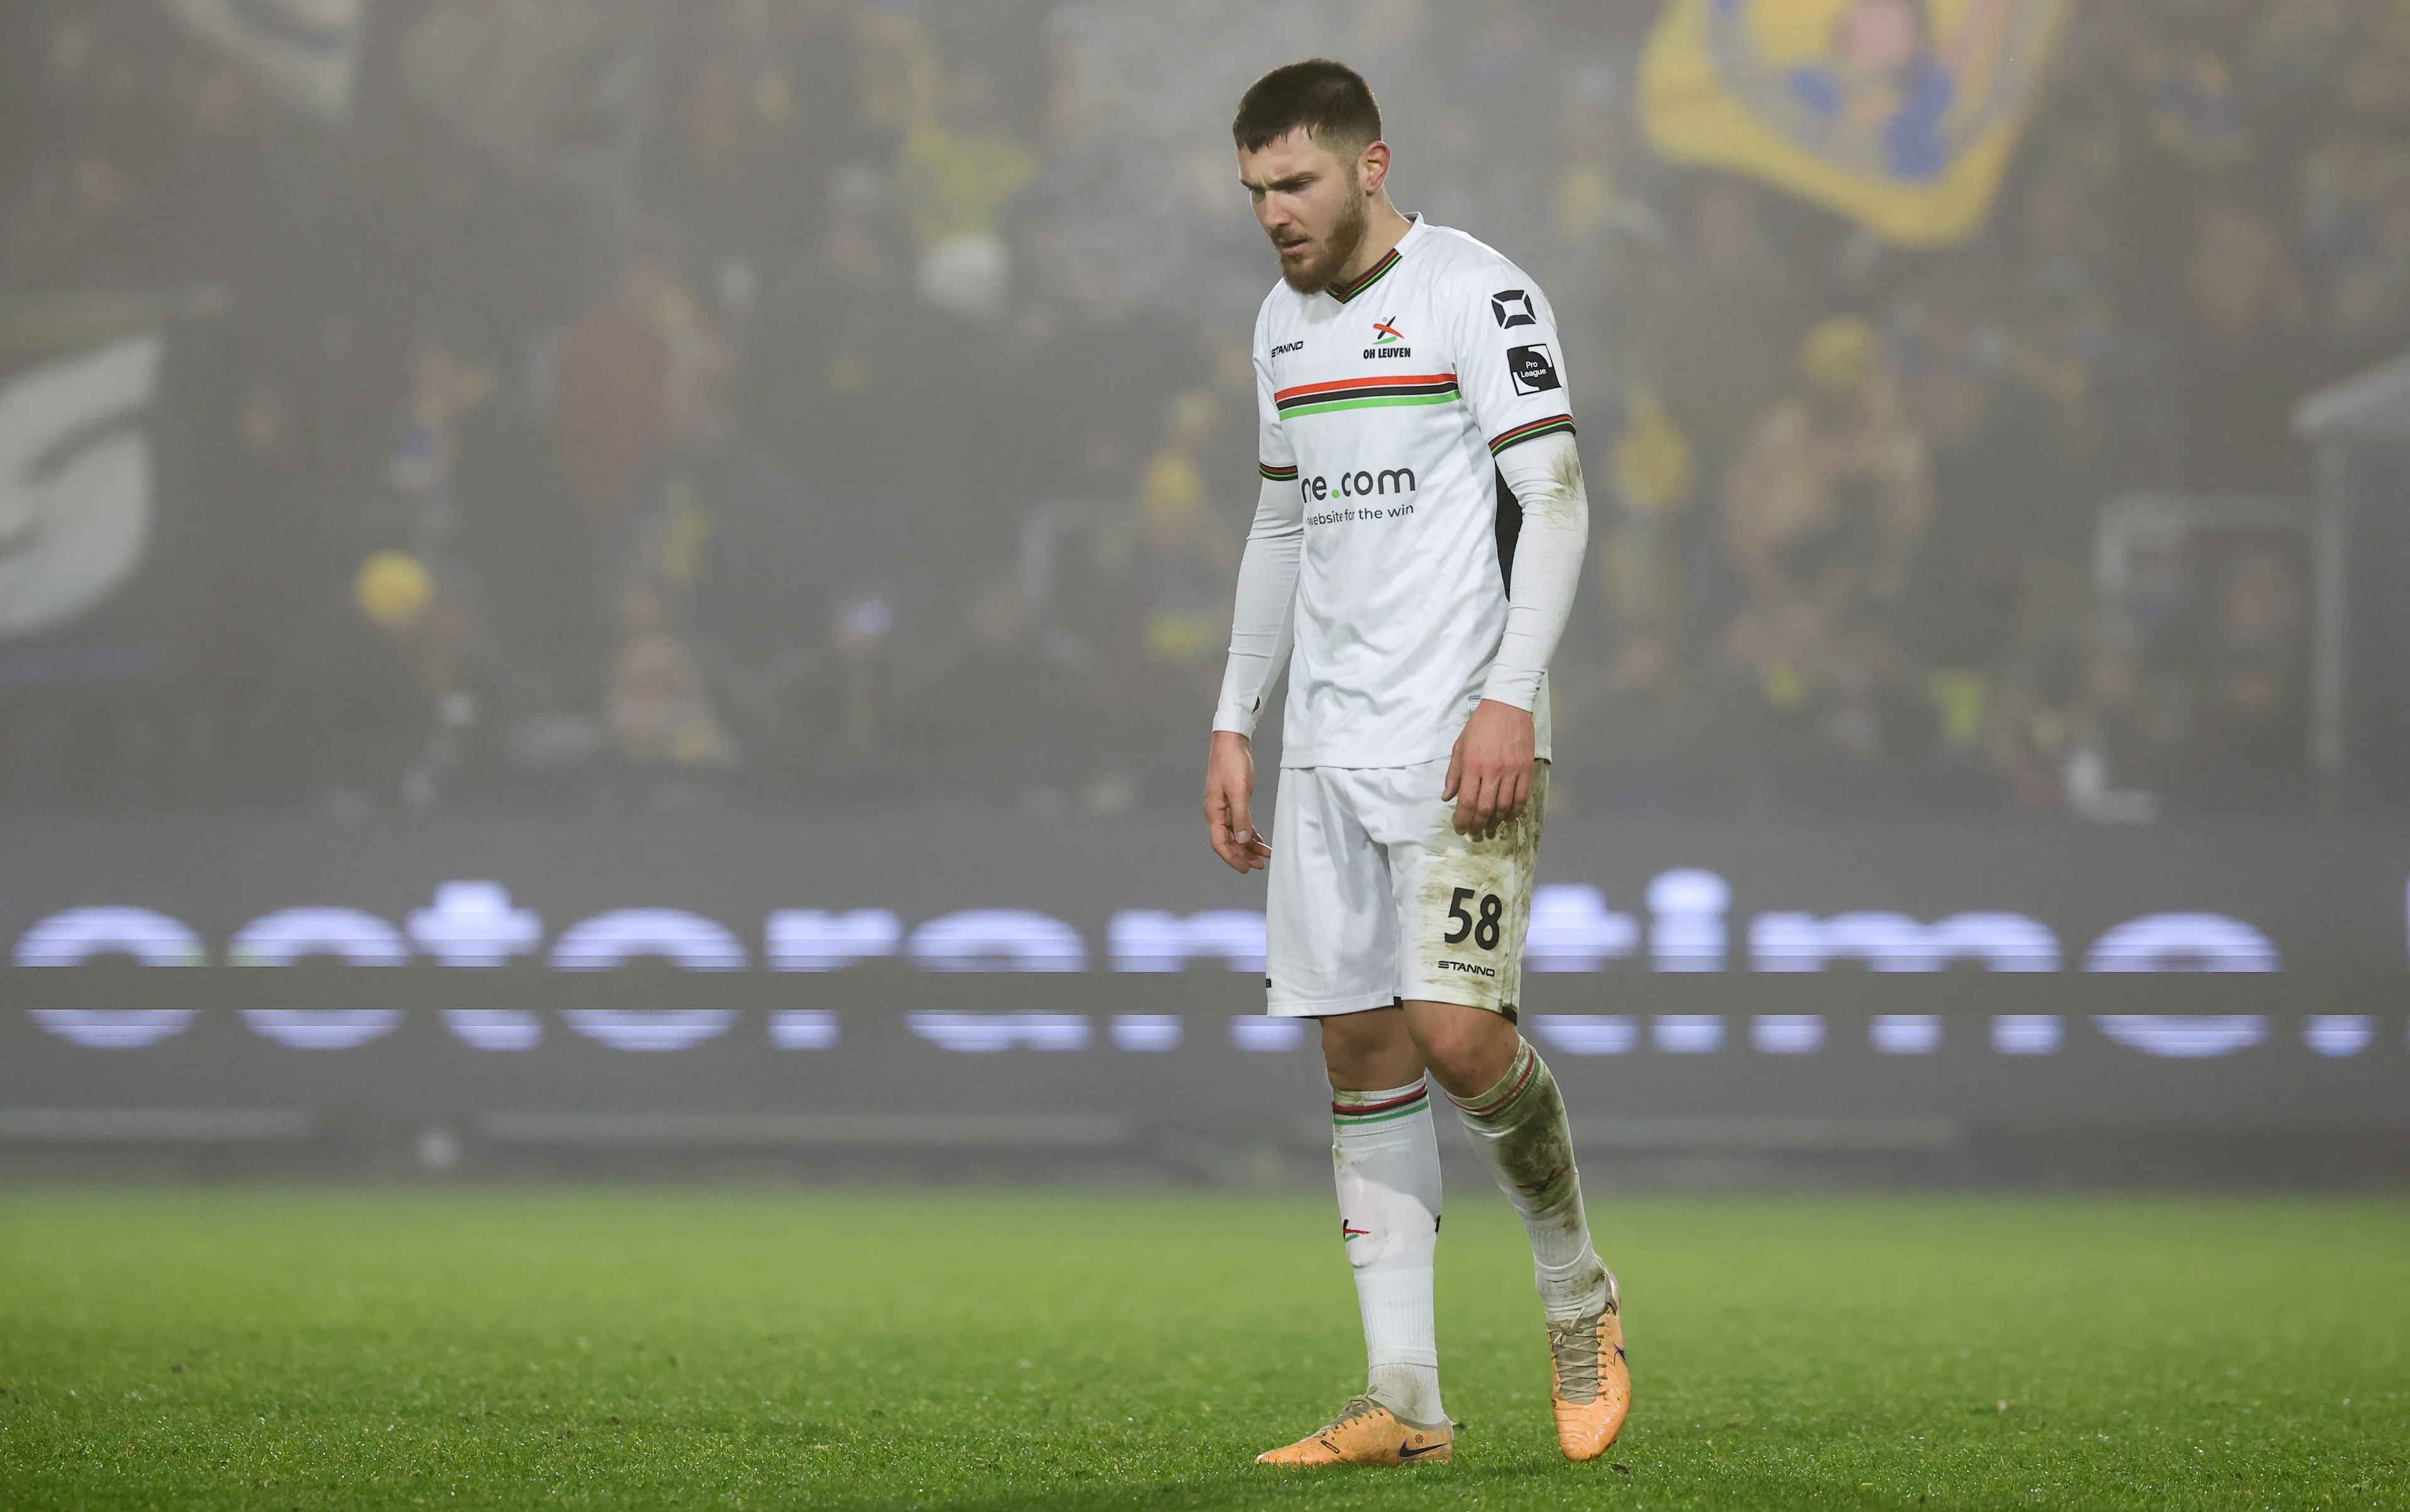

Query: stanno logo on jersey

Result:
[1507,343,1561,395]
[1364,317,1413,360]
[1491,289,1538,328]
[1271,339,1306,358]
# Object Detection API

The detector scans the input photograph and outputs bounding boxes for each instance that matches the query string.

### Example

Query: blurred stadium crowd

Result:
[1,0,2401,820]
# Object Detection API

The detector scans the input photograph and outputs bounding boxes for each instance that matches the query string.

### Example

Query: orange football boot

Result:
[1546,1280,1630,1461]
[1255,1395,1454,1466]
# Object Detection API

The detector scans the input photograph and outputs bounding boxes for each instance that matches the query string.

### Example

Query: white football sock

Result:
[1449,1039,1612,1321]
[1331,1080,1446,1427]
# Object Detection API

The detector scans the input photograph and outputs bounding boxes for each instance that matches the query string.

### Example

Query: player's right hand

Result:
[1205,731,1273,874]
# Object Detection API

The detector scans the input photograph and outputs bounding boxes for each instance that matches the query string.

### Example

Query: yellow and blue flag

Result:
[1639,0,2075,247]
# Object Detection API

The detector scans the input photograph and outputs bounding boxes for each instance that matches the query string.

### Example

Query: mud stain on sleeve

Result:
[1503,442,1586,531]
[1536,445,1586,529]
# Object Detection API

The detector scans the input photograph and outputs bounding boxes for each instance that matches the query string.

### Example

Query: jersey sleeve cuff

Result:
[1258,461,1299,482]
[1487,415,1576,456]
[1479,668,1543,710]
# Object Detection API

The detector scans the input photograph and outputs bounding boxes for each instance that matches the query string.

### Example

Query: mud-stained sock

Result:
[1447,1040,1612,1322]
[1332,1080,1446,1427]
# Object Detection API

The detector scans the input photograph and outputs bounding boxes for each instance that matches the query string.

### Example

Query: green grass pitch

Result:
[1,1189,2404,1509]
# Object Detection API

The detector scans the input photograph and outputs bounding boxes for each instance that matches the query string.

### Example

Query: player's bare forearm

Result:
[1443,699,1534,837]
[1204,730,1273,873]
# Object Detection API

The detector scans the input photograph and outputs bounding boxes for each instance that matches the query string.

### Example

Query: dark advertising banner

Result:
[1,813,2406,1174]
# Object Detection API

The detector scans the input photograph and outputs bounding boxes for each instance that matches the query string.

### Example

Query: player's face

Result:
[1238,129,1373,294]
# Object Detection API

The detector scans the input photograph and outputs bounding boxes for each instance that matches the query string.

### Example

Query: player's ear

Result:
[1357,139,1391,197]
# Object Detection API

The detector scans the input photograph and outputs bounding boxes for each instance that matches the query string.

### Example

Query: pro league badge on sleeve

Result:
[1507,343,1561,395]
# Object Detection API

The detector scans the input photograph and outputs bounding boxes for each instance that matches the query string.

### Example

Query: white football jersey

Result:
[1251,214,1575,769]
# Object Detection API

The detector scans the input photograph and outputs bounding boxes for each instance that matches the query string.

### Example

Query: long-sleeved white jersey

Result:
[1213,213,1588,768]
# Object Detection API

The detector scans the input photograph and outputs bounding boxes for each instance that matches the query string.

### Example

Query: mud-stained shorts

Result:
[1263,758,1546,1019]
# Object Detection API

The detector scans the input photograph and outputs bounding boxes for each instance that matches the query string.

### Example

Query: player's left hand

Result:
[1444,699,1535,838]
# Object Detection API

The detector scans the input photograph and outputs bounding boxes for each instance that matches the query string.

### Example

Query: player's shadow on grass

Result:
[914,1456,1580,1512]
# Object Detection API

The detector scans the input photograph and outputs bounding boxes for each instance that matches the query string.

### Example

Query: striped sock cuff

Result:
[1447,1040,1540,1122]
[1333,1081,1430,1128]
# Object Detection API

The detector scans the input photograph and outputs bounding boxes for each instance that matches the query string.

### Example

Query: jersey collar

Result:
[1326,213,1424,306]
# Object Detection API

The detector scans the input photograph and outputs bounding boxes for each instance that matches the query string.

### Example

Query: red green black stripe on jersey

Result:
[1275,373,1460,419]
[1332,1083,1430,1126]
[1489,414,1577,454]
[1260,461,1299,482]
[1329,245,1402,304]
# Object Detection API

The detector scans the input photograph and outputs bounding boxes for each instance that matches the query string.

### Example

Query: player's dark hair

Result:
[1231,59,1383,156]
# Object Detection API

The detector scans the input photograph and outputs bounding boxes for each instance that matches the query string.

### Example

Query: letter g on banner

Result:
[552,908,746,1050]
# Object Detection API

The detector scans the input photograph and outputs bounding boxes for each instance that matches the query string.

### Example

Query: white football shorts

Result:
[1264,758,1546,1019]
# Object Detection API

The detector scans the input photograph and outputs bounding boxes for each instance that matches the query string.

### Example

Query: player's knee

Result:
[1320,1007,1414,1086]
[1410,1009,1518,1093]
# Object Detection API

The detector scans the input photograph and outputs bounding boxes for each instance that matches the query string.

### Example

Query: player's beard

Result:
[1280,174,1369,295]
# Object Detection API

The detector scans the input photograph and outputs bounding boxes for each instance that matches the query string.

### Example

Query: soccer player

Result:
[1202,60,1627,1467]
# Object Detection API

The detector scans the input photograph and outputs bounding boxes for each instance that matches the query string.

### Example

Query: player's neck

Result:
[1329,197,1414,292]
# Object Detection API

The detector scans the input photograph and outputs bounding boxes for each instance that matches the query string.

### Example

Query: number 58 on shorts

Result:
[1263,759,1545,1019]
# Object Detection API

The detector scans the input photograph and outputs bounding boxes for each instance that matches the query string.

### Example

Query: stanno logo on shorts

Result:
[1435,960,1499,977]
